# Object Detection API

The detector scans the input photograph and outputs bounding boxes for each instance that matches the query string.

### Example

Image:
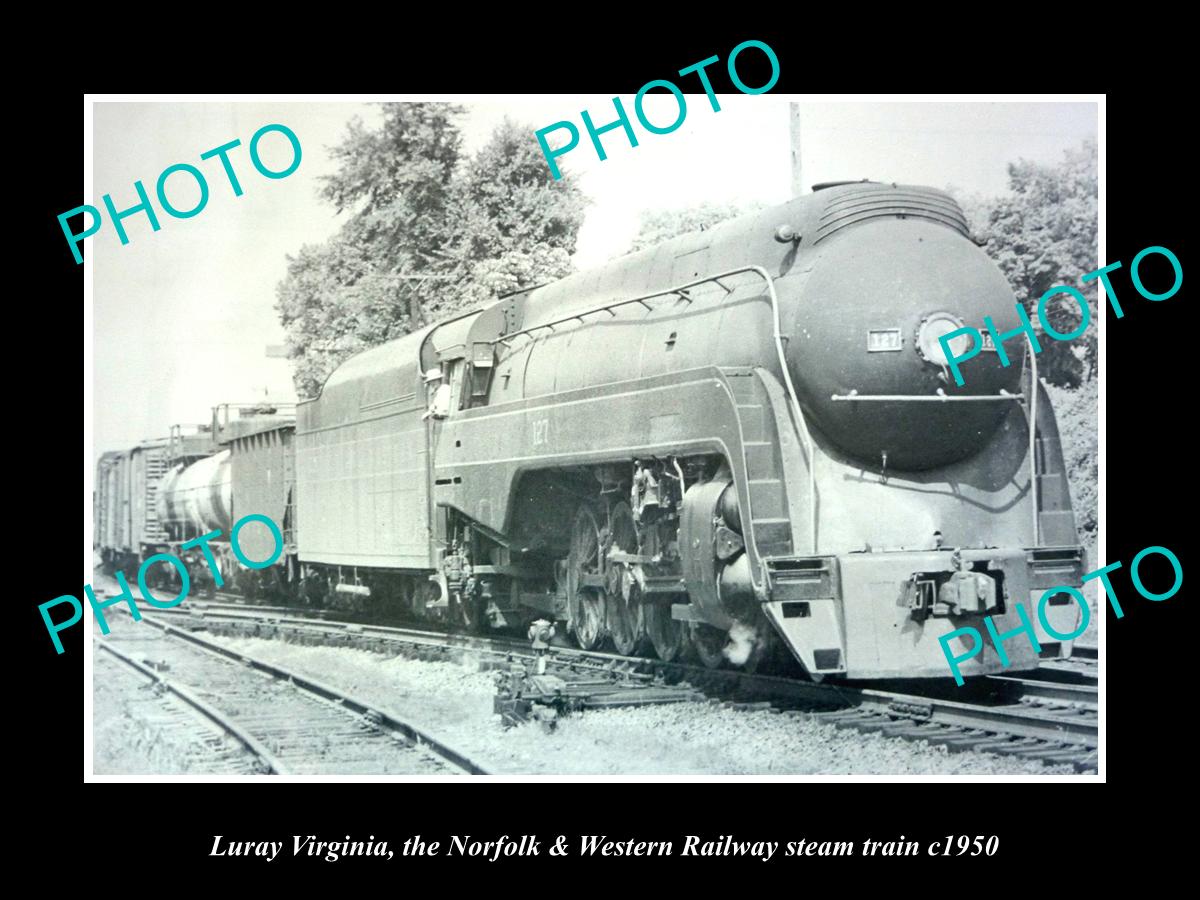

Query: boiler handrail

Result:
[750,264,819,555]
[491,265,820,555]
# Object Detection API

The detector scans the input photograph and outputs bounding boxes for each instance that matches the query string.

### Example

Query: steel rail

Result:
[986,674,1098,706]
[194,596,1104,681]
[114,616,491,775]
[145,604,1098,757]
[97,639,287,774]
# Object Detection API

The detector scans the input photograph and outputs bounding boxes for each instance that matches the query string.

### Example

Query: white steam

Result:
[723,621,759,666]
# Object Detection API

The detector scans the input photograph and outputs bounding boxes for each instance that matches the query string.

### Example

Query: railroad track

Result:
[131,599,1099,772]
[97,615,489,775]
[96,645,276,774]
[190,594,1102,701]
[1037,657,1098,686]
[986,673,1097,708]
[194,594,1102,694]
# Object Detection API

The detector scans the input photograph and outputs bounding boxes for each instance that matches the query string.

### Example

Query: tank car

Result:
[92,424,212,584]
[291,182,1086,680]
[157,449,232,539]
[95,408,296,597]
[150,404,297,596]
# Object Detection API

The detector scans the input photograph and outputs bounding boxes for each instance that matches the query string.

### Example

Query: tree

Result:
[320,104,463,273]
[627,200,762,254]
[276,107,586,397]
[953,141,1099,553]
[444,118,587,309]
[956,140,1098,387]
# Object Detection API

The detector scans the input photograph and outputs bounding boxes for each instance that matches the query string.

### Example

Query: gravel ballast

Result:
[198,635,1079,776]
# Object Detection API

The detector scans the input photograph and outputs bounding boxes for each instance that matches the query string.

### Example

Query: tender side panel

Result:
[296,343,432,570]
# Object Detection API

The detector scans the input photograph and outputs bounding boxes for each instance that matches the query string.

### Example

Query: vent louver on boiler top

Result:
[815,186,970,243]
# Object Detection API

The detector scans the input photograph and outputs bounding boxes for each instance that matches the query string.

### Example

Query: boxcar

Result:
[94,440,168,576]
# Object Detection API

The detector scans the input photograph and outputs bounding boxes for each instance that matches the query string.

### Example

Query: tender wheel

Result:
[644,599,686,662]
[606,501,648,656]
[418,580,444,621]
[689,622,728,669]
[567,506,606,650]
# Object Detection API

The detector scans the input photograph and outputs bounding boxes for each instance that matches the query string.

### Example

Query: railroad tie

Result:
[971,737,1043,756]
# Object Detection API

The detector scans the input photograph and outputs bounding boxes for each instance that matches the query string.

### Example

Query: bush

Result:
[1043,375,1098,642]
[1043,375,1098,540]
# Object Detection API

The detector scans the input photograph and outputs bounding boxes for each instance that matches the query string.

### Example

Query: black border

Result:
[23,27,1190,880]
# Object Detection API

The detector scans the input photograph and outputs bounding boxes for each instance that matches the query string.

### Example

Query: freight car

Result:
[95,440,169,577]
[291,181,1087,680]
[95,405,296,597]
[150,404,297,596]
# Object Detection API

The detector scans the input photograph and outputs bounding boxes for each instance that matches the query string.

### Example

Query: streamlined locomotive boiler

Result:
[293,181,1087,679]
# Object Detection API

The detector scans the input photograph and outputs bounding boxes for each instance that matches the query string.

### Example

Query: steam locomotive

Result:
[94,181,1087,680]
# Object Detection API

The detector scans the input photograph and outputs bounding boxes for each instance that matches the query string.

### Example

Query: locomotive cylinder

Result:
[678,479,755,629]
[717,482,742,534]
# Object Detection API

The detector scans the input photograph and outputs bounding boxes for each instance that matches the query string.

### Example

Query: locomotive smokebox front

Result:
[785,216,1024,471]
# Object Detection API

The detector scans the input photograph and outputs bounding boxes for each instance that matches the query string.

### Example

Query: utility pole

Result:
[396,272,458,328]
[790,103,803,197]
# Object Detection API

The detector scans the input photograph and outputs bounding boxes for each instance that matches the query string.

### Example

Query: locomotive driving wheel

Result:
[606,501,648,656]
[689,622,728,669]
[567,505,606,650]
[645,599,686,662]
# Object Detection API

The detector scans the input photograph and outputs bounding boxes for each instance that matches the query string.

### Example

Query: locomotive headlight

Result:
[917,312,970,366]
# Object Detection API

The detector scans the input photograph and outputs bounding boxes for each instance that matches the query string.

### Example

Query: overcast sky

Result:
[91,98,1097,458]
